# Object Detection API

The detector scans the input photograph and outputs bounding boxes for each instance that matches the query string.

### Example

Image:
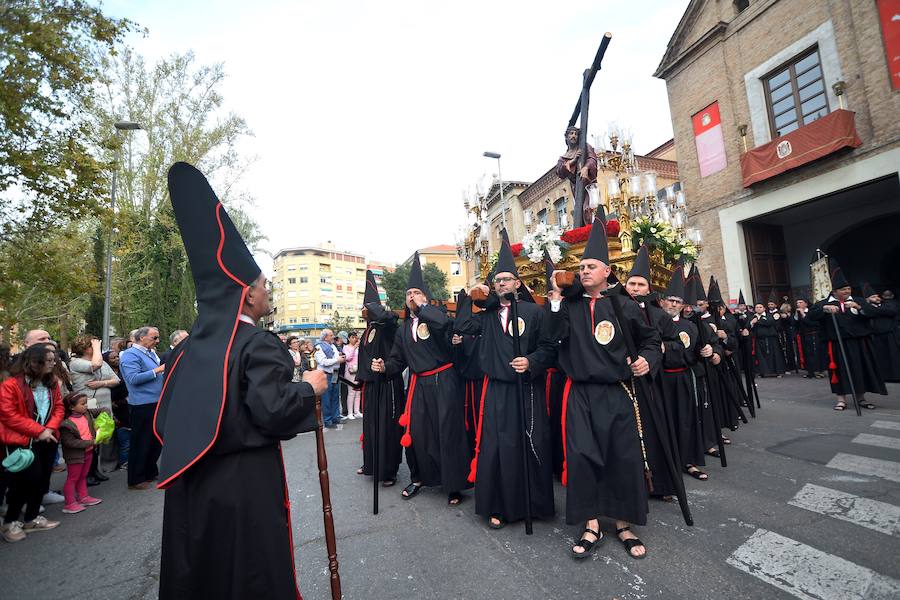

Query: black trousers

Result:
[128,403,161,486]
[3,441,57,524]
[340,382,349,416]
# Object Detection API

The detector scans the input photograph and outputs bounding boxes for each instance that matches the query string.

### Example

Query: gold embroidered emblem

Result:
[416,323,430,340]
[367,328,376,344]
[507,317,526,337]
[595,320,615,345]
[679,331,691,348]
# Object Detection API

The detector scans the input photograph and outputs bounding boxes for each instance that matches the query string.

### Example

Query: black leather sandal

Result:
[401,483,421,499]
[488,515,506,529]
[686,466,708,480]
[448,492,464,506]
[571,527,602,559]
[616,526,646,560]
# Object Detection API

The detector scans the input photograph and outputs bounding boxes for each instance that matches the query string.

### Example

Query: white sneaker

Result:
[355,412,363,418]
[2,521,26,543]
[22,515,60,532]
[42,491,65,504]
[346,414,356,420]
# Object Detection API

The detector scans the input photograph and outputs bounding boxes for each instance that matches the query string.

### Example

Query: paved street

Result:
[3,375,900,600]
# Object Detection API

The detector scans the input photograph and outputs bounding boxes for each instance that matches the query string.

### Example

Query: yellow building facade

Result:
[270,243,368,338]
[406,245,470,298]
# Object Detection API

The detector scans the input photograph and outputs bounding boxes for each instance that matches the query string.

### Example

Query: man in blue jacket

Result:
[120,327,165,490]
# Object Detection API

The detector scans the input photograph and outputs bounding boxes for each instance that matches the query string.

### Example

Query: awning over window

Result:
[740,109,861,187]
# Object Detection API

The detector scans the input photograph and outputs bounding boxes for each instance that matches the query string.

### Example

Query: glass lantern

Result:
[642,171,658,197]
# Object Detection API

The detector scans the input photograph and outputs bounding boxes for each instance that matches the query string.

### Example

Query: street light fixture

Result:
[482,151,507,234]
[102,120,143,350]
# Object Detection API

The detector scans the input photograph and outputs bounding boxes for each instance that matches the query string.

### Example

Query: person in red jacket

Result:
[1,344,64,543]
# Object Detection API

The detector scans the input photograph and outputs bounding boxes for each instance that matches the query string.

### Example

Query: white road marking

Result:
[853,433,900,451]
[872,420,900,432]
[826,453,900,483]
[788,484,900,537]
[727,529,900,600]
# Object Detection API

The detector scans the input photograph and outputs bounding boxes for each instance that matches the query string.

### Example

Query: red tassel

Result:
[398,413,409,427]
[561,462,567,487]
[828,340,838,383]
[400,433,412,447]
[467,458,477,483]
[359,433,364,449]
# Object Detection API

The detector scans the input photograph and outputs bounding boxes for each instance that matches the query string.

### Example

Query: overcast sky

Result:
[106,0,689,271]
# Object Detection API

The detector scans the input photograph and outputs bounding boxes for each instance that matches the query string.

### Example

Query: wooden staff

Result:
[314,394,342,600]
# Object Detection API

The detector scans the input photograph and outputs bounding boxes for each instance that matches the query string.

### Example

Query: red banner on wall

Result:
[692,102,727,177]
[877,0,900,89]
[740,109,861,187]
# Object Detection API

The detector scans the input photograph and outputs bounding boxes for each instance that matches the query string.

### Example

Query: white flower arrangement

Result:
[522,222,564,264]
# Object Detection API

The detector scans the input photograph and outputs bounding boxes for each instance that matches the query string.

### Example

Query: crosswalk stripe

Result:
[872,420,900,432]
[853,433,900,451]
[727,529,900,600]
[788,483,900,537]
[826,453,900,483]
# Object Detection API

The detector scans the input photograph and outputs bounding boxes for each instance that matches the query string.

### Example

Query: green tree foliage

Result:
[381,263,449,310]
[328,311,357,337]
[0,1,135,242]
[90,49,264,338]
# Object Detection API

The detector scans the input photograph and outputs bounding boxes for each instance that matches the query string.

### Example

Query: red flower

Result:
[560,225,592,244]
[510,243,523,257]
[605,219,620,237]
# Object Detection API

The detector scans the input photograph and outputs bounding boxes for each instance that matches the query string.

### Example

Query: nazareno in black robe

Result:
[866,300,900,382]
[456,292,557,522]
[793,309,828,375]
[661,315,706,467]
[357,303,405,482]
[808,295,887,396]
[155,163,318,599]
[549,280,661,526]
[385,304,472,492]
[635,298,680,498]
[750,313,785,376]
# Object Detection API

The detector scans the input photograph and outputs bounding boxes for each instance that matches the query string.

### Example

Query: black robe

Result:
[457,294,557,521]
[712,312,742,430]
[793,309,827,375]
[160,323,318,600]
[549,283,661,526]
[770,309,797,372]
[808,296,887,396]
[385,304,471,491]
[691,313,728,449]
[751,313,785,376]
[452,330,484,453]
[866,301,900,382]
[357,305,405,482]
[636,299,680,498]
[661,316,705,467]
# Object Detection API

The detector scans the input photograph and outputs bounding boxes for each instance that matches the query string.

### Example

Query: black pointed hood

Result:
[738,290,746,305]
[862,282,876,298]
[629,245,651,283]
[407,251,431,299]
[664,266,685,300]
[830,258,850,290]
[768,289,779,304]
[495,229,519,278]
[688,265,707,303]
[363,270,381,306]
[154,162,262,488]
[707,276,723,305]
[582,214,610,264]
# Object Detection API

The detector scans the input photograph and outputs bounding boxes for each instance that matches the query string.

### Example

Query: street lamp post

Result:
[102,120,142,351]
[483,151,507,234]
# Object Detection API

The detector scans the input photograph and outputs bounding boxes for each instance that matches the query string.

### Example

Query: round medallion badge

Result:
[679,331,691,348]
[507,317,526,337]
[367,328,376,344]
[594,320,615,345]
[416,322,430,340]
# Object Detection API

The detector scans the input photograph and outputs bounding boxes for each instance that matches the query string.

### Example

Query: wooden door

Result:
[744,222,791,305]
